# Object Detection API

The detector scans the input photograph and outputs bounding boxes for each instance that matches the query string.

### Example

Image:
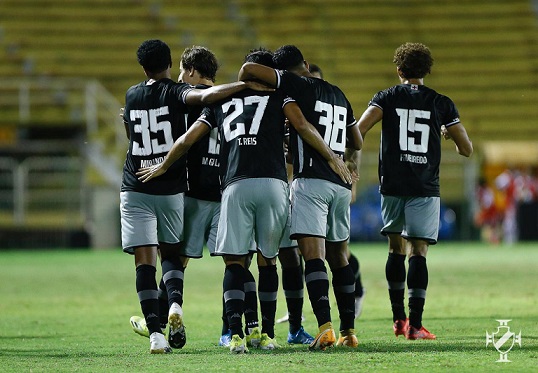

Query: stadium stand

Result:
[0,0,536,245]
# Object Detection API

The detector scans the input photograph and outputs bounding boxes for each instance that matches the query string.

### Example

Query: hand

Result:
[328,156,353,184]
[244,80,275,92]
[136,164,167,183]
[441,125,451,140]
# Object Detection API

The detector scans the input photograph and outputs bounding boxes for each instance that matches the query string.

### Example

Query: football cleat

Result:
[354,289,366,319]
[308,322,336,351]
[393,319,409,337]
[406,325,436,340]
[149,332,172,354]
[336,329,358,347]
[218,330,232,347]
[130,316,150,338]
[259,333,280,350]
[229,334,249,354]
[276,312,306,324]
[287,326,315,344]
[168,302,186,349]
[245,326,261,348]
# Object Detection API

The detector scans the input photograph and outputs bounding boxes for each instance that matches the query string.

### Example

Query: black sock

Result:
[386,253,407,321]
[304,258,331,327]
[157,278,168,329]
[223,263,246,338]
[135,264,161,335]
[332,264,355,331]
[281,264,304,334]
[408,255,428,329]
[161,258,184,307]
[243,268,259,333]
[348,253,364,297]
[258,265,278,338]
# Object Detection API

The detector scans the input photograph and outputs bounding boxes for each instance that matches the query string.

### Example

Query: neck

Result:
[400,77,423,85]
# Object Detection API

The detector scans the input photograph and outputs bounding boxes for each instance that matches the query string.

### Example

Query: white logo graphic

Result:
[486,320,521,362]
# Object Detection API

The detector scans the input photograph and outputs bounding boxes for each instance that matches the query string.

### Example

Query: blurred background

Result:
[0,0,536,249]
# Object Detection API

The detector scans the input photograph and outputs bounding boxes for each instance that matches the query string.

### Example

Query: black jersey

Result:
[185,84,221,202]
[197,89,288,190]
[275,70,356,190]
[369,83,461,197]
[121,79,193,195]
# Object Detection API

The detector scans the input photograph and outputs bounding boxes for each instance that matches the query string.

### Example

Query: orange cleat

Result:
[406,325,436,340]
[336,329,358,348]
[393,319,409,337]
[308,322,336,351]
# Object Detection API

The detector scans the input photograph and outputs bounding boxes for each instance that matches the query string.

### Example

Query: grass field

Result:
[0,242,536,372]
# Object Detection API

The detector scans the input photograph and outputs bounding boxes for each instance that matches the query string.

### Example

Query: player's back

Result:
[122,78,192,195]
[371,84,460,197]
[199,89,288,189]
[276,71,356,189]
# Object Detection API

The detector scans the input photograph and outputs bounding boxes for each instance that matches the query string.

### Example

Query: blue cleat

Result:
[219,330,232,347]
[287,326,315,344]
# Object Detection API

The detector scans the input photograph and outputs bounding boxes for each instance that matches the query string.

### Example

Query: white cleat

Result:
[149,332,172,354]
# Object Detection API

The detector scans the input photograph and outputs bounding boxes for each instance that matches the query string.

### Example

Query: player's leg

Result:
[380,195,409,337]
[243,252,261,348]
[326,240,357,348]
[278,247,314,344]
[223,255,248,353]
[121,191,171,353]
[402,196,439,340]
[347,248,365,318]
[253,177,289,350]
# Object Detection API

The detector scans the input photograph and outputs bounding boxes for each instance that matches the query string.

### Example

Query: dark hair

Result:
[137,39,172,74]
[244,47,274,68]
[181,46,218,82]
[273,45,304,70]
[393,42,434,79]
[309,63,323,78]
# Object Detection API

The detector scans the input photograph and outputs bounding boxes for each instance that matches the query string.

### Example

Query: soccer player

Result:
[309,62,367,319]
[357,42,473,340]
[121,39,269,354]
[137,48,351,353]
[238,45,363,350]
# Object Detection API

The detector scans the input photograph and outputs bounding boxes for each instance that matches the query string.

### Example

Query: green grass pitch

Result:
[0,242,536,372]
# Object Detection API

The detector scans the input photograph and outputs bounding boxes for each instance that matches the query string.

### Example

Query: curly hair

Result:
[181,46,218,82]
[137,39,172,74]
[244,47,274,68]
[393,42,434,79]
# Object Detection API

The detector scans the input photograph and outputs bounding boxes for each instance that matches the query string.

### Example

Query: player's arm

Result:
[357,105,383,139]
[238,62,278,87]
[136,120,210,182]
[443,123,473,157]
[284,102,353,184]
[184,80,272,106]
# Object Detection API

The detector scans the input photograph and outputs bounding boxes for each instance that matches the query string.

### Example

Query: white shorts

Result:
[120,191,184,254]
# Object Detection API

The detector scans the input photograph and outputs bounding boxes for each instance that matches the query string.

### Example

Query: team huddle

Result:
[120,40,473,354]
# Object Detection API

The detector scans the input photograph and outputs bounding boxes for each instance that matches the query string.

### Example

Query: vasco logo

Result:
[486,320,522,362]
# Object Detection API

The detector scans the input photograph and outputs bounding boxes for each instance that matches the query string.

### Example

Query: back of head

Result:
[273,45,304,70]
[393,42,434,79]
[244,47,275,68]
[181,46,218,82]
[309,63,323,79]
[137,39,172,74]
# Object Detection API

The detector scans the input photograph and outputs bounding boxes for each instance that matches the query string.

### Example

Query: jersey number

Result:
[221,96,269,142]
[315,101,347,152]
[396,108,431,153]
[130,106,174,156]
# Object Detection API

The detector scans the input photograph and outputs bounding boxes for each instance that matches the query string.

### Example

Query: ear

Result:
[188,68,196,77]
[303,60,310,71]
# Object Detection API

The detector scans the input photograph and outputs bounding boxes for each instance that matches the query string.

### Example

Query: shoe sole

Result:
[168,313,186,349]
[308,333,335,351]
[150,347,172,354]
